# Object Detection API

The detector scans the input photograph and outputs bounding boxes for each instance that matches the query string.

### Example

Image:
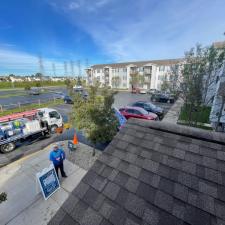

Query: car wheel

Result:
[0,142,16,153]
[50,125,58,134]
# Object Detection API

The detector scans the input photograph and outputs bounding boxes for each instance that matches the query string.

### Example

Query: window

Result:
[133,109,142,115]
[126,109,134,114]
[216,76,219,83]
[123,68,127,72]
[97,69,101,73]
[134,102,143,107]
[159,66,165,71]
[49,111,60,119]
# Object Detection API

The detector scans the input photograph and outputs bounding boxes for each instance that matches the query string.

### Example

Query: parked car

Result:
[63,95,73,104]
[131,87,138,94]
[113,108,127,129]
[74,87,89,100]
[139,89,147,94]
[151,93,175,103]
[147,89,160,94]
[131,101,164,119]
[28,87,40,95]
[119,106,158,121]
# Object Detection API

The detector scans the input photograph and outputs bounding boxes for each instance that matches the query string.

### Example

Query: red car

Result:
[119,106,158,121]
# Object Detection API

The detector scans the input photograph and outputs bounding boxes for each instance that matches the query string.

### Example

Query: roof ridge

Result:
[128,119,225,146]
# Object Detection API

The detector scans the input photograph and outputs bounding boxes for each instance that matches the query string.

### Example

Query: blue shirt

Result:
[49,149,65,166]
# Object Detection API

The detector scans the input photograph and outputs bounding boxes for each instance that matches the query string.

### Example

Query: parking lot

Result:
[0,91,173,166]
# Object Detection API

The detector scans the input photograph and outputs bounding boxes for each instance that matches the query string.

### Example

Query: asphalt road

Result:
[0,87,67,109]
[0,92,173,166]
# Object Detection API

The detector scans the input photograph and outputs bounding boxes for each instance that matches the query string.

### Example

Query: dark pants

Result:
[54,162,66,177]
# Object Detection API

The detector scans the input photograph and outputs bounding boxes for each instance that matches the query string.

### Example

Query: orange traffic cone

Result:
[73,132,78,145]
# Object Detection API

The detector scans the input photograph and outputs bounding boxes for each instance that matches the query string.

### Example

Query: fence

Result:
[0,97,60,113]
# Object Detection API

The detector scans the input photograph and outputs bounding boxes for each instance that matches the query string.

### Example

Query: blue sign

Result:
[37,164,60,200]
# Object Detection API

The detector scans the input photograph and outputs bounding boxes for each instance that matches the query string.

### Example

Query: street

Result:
[0,92,174,166]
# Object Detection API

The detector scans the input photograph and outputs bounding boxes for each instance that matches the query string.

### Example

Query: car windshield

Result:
[137,108,148,115]
[145,103,157,109]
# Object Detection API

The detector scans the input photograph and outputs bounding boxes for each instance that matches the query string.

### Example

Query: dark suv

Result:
[63,95,73,104]
[151,93,175,103]
[131,101,164,119]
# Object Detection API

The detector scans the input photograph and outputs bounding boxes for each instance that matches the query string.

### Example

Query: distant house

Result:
[8,75,24,82]
[50,76,66,82]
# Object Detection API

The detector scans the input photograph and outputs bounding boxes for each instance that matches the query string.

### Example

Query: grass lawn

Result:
[0,99,63,117]
[179,105,211,124]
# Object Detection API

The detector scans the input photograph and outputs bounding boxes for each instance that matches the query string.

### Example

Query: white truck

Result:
[0,108,63,153]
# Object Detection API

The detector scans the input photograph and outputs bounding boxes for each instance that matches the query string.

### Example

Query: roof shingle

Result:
[49,119,225,225]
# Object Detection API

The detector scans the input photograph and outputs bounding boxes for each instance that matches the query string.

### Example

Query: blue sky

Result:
[0,0,225,75]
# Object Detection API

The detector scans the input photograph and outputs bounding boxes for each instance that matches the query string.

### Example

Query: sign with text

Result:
[36,164,60,200]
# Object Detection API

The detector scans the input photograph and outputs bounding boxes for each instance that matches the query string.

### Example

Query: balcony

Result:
[130,68,137,75]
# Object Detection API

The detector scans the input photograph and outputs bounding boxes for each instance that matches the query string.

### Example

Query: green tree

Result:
[181,44,206,125]
[111,76,120,89]
[71,86,118,156]
[77,77,82,86]
[24,83,31,91]
[64,79,74,96]
[130,72,140,87]
[35,81,41,87]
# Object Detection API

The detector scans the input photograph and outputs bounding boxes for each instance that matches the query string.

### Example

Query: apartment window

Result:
[123,68,127,72]
[216,76,219,83]
[123,75,127,80]
[159,66,165,71]
[139,67,144,72]
[97,69,100,73]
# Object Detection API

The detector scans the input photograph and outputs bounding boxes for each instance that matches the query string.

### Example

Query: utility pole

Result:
[77,60,81,78]
[64,61,68,77]
[38,55,44,76]
[70,60,74,77]
[52,63,56,77]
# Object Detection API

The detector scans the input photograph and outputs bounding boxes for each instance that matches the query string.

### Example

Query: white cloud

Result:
[0,47,66,75]
[50,0,225,62]
[68,1,80,10]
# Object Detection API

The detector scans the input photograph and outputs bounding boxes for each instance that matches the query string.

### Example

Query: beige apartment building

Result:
[85,58,183,90]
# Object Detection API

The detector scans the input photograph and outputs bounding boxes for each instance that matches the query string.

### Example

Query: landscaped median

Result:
[177,104,212,130]
[0,99,64,117]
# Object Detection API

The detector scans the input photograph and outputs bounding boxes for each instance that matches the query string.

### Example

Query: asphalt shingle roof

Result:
[49,119,225,225]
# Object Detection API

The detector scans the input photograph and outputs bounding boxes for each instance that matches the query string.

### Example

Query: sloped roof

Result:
[49,119,225,225]
[91,58,183,69]
[213,41,225,49]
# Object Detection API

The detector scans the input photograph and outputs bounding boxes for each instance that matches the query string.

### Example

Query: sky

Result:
[0,0,225,76]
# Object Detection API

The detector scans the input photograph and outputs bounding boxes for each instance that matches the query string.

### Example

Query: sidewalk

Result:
[0,142,101,225]
[162,97,184,123]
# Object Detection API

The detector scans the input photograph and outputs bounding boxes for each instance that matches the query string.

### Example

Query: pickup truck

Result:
[0,108,63,153]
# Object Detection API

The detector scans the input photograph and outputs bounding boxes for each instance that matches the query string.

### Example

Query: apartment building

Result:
[86,58,183,90]
[209,41,225,130]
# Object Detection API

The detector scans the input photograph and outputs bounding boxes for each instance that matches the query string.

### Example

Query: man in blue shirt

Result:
[49,144,67,178]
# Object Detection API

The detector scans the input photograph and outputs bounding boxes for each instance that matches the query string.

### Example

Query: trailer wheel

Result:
[0,143,16,153]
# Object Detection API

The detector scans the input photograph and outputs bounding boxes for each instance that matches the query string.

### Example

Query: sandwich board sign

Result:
[36,164,60,200]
